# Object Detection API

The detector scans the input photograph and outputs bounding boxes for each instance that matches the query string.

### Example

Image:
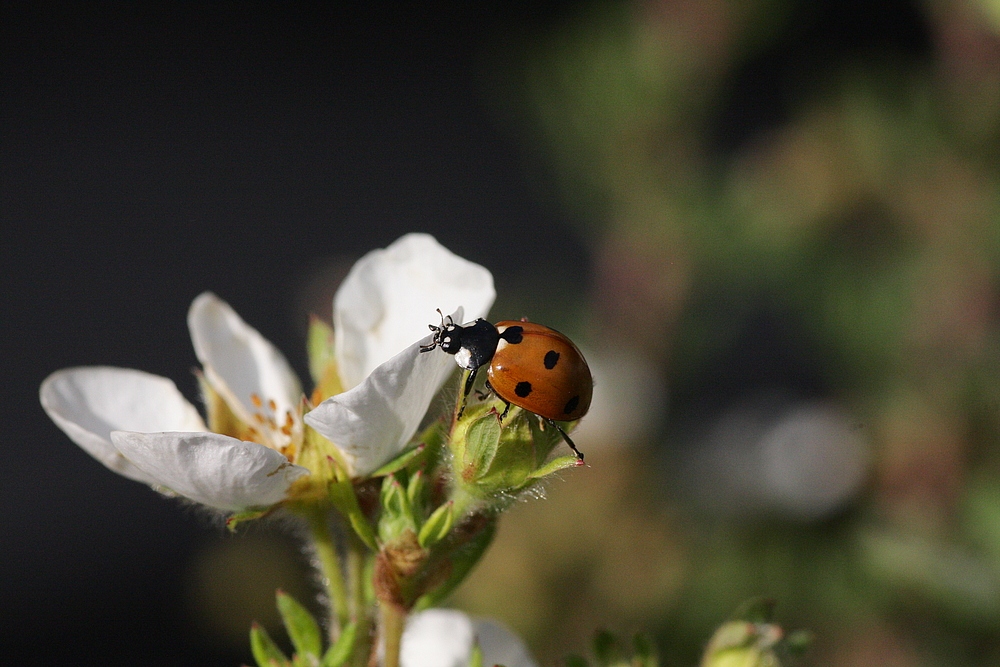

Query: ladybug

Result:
[420,310,593,460]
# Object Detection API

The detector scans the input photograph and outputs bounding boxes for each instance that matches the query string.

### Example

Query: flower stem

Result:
[306,506,350,642]
[380,602,407,667]
[347,535,371,667]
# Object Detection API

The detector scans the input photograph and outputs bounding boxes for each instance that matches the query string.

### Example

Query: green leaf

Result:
[321,621,357,667]
[276,591,322,660]
[250,622,290,667]
[565,656,589,667]
[369,443,427,478]
[418,501,455,548]
[463,413,502,479]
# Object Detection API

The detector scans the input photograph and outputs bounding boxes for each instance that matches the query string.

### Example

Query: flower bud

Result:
[448,401,582,509]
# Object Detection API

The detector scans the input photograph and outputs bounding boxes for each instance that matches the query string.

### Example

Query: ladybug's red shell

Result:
[487,321,593,422]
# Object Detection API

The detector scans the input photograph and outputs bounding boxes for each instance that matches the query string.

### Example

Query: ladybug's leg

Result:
[457,367,479,419]
[546,418,585,461]
[481,379,510,420]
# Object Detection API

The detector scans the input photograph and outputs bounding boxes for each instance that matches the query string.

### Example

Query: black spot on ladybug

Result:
[563,395,580,415]
[502,326,524,344]
[515,381,532,398]
[543,350,560,369]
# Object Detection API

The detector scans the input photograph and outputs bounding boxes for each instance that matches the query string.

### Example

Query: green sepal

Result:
[369,443,427,479]
[320,621,357,667]
[327,479,377,550]
[307,316,337,386]
[407,470,427,520]
[632,633,658,667]
[460,409,564,500]
[250,622,290,667]
[564,656,589,667]
[413,517,497,611]
[307,317,344,403]
[462,412,502,481]
[226,507,275,532]
[527,455,582,481]
[418,500,455,548]
[276,590,322,661]
[593,630,621,666]
[379,475,417,543]
[348,512,378,552]
[468,642,483,667]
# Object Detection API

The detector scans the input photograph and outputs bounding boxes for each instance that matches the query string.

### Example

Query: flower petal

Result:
[110,431,309,511]
[334,233,495,390]
[399,609,536,667]
[188,292,303,428]
[40,367,206,484]
[304,309,463,477]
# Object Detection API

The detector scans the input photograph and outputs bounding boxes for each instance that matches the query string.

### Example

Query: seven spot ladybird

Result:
[420,310,593,460]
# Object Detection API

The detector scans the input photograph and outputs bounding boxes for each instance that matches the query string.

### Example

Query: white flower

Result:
[333,233,495,390]
[40,233,495,509]
[305,233,495,476]
[398,609,537,667]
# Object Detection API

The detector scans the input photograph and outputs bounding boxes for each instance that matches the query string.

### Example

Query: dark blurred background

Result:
[4,1,1000,665]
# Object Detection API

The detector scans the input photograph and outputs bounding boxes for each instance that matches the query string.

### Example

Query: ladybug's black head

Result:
[420,310,501,371]
[420,309,464,355]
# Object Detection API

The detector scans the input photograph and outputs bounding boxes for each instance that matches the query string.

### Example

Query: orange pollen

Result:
[250,393,263,408]
[280,425,293,436]
[268,399,277,412]
[253,413,267,425]
[284,411,294,428]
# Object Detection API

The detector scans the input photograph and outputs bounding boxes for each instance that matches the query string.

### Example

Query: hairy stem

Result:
[307,506,350,643]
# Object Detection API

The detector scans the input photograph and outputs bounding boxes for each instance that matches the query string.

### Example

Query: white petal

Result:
[304,311,462,478]
[110,431,309,511]
[400,609,474,667]
[334,233,495,389]
[399,609,537,667]
[40,367,206,484]
[188,292,303,426]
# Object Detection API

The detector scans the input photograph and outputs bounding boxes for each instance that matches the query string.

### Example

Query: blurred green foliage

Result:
[453,1,1000,665]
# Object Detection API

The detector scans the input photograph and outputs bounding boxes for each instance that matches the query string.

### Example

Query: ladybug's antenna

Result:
[420,309,455,353]
[546,418,584,461]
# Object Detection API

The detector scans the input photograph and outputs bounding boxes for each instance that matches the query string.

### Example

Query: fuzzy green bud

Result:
[448,402,582,510]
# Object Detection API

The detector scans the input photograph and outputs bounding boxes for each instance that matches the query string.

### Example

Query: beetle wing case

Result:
[489,321,593,422]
